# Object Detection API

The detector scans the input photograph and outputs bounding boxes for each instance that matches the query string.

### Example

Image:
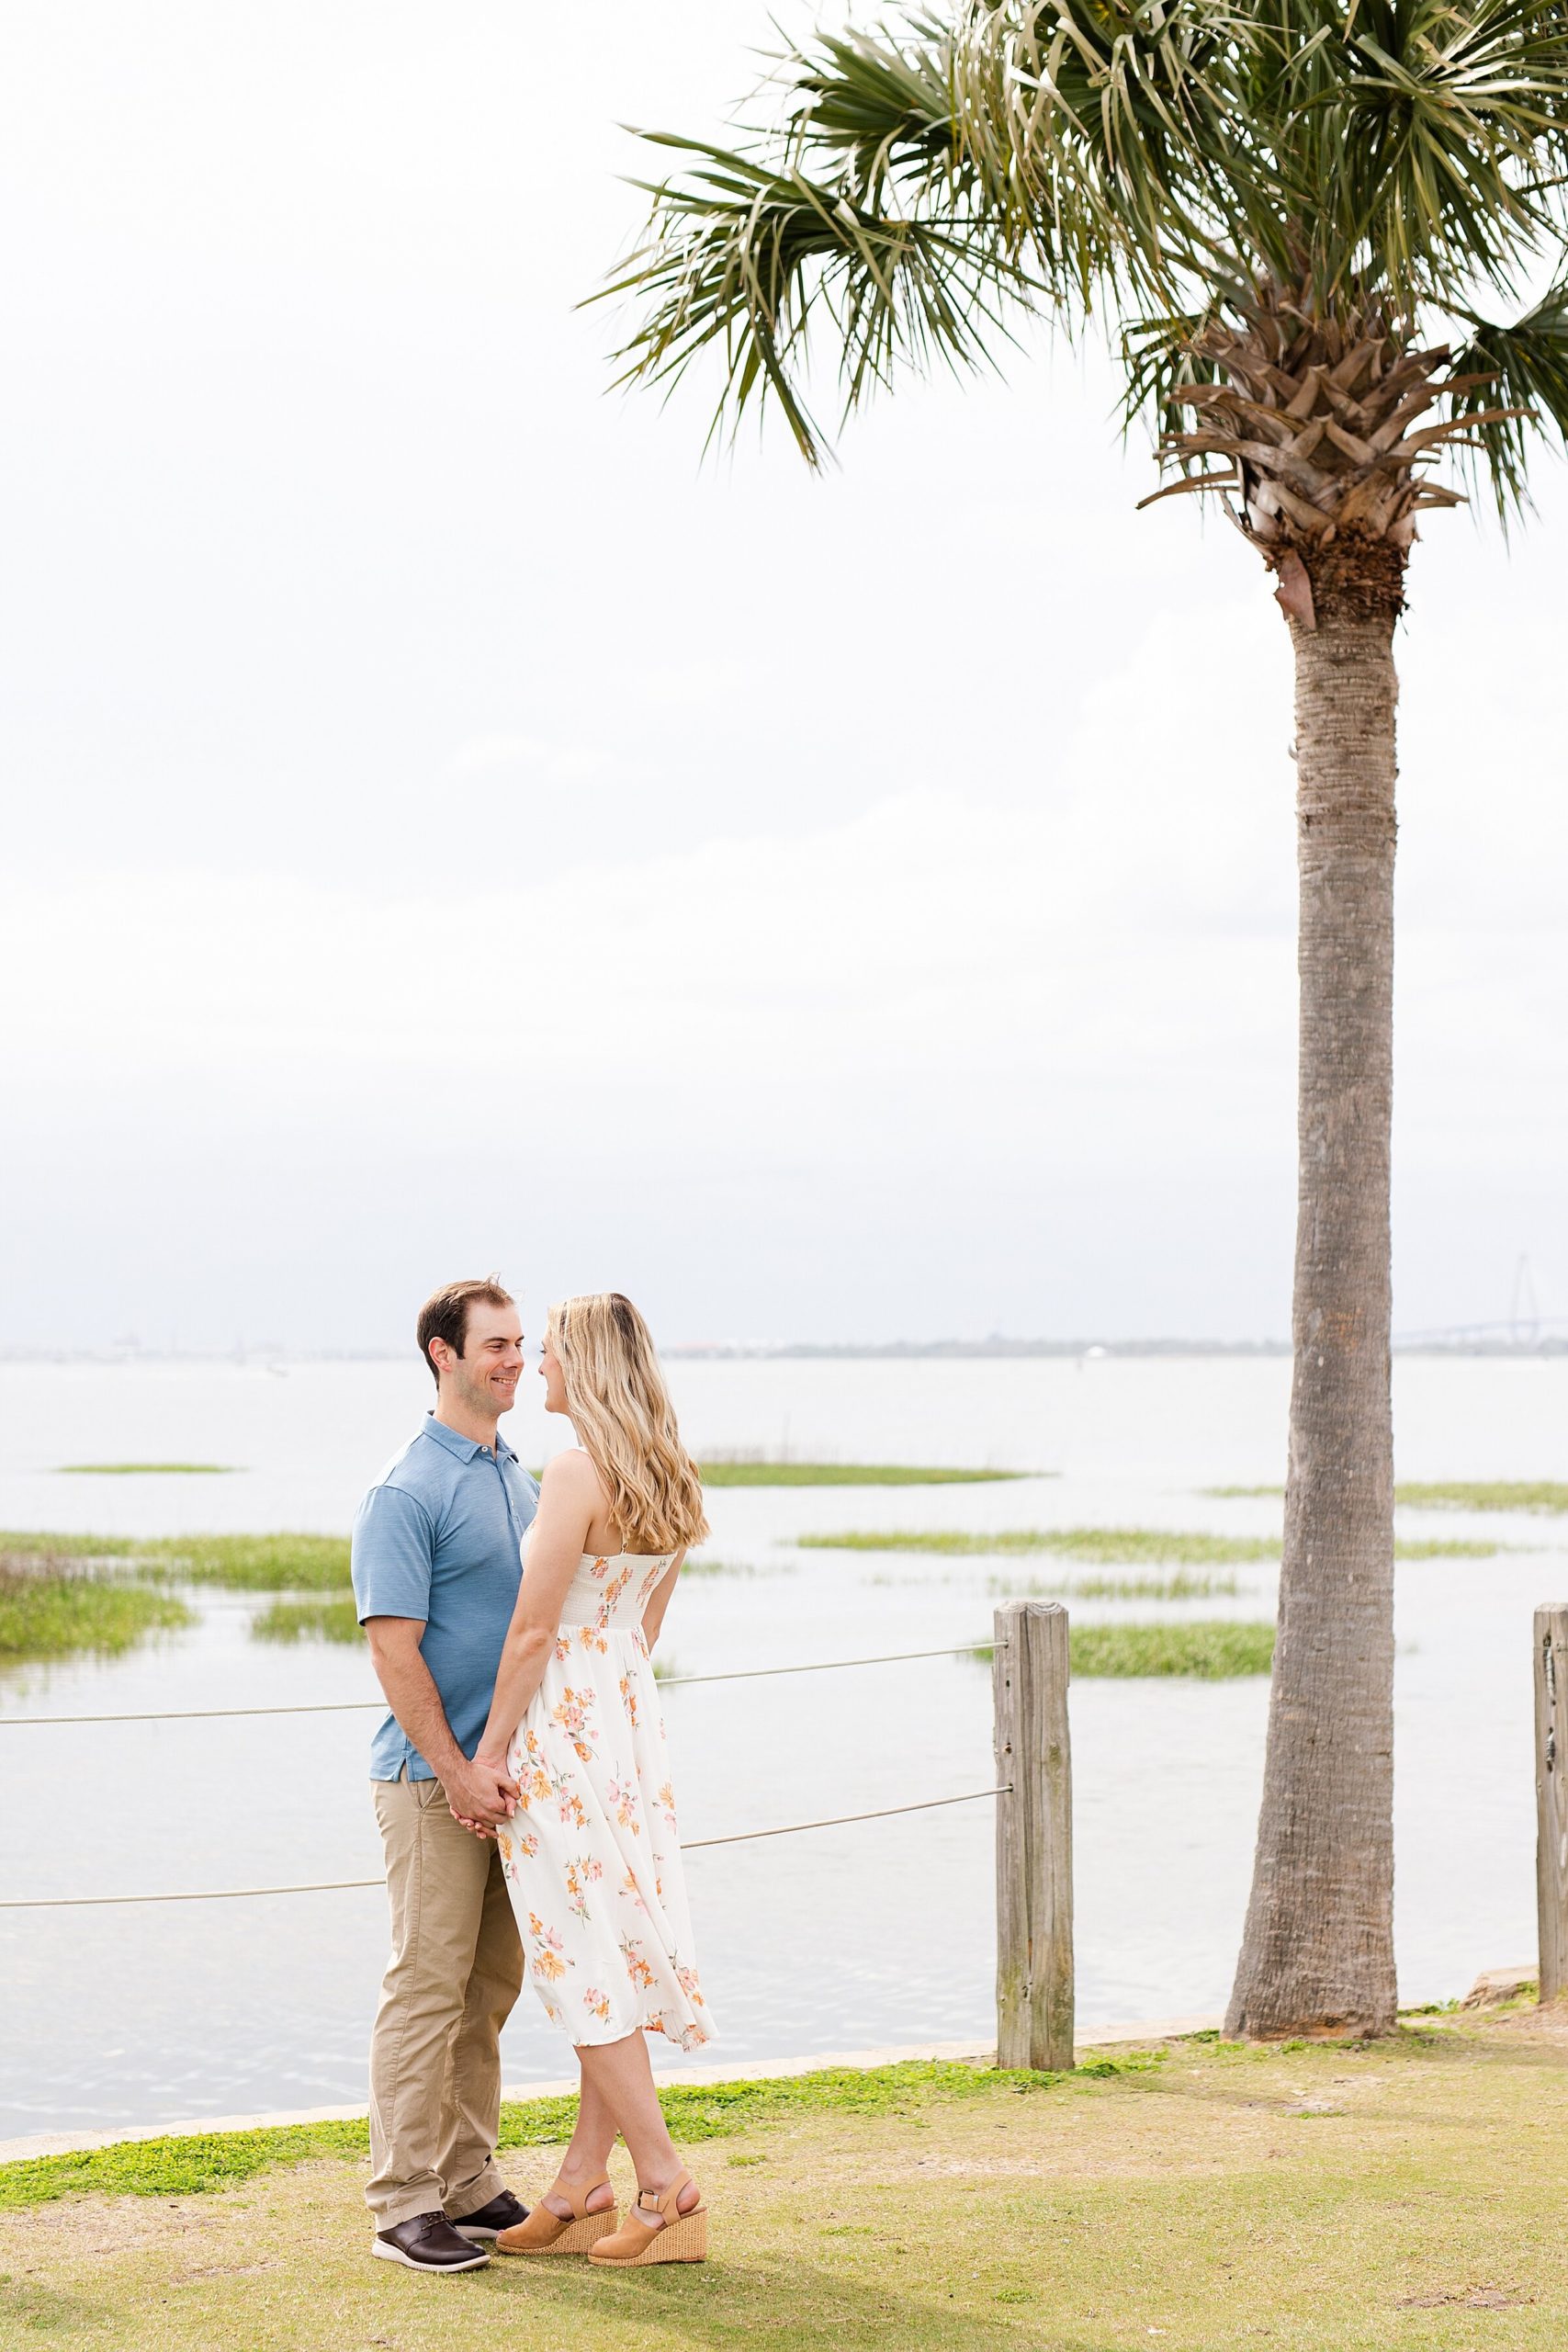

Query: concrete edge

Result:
[0,2016,1222,2167]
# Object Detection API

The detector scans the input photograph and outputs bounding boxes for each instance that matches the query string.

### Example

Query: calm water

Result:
[1,1354,1564,2137]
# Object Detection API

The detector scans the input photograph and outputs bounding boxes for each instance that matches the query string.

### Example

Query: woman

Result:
[466,1292,715,2267]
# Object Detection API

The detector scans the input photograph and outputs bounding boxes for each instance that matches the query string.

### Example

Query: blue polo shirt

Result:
[351,1413,539,1781]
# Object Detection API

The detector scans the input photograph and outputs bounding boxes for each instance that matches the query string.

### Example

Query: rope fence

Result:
[0,1601,1074,2067]
[0,1641,1010,1915]
[0,1787,1010,1910]
[0,1642,999,1730]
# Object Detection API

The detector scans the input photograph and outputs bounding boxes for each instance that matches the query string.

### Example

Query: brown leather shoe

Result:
[372,2211,491,2271]
[447,2188,530,2242]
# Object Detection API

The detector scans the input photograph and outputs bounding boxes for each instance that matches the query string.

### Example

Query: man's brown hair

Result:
[416,1276,514,1388]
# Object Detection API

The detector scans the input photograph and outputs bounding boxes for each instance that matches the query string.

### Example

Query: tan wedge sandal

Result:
[495,2177,618,2256]
[588,2169,707,2267]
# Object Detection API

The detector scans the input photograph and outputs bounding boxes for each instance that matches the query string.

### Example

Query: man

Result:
[352,1275,538,2274]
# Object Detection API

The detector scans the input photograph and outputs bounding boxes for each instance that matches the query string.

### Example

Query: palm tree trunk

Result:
[1225,596,1399,2040]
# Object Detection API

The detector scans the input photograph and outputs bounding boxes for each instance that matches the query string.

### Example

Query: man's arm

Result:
[364,1617,519,1827]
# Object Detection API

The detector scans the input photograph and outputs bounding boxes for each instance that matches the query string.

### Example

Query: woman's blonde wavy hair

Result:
[547,1292,708,1555]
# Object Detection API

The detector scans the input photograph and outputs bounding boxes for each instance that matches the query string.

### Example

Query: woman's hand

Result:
[450,1749,514,1837]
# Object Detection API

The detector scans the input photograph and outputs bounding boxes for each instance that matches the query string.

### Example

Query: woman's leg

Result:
[575,2033,700,2224]
[540,2058,616,2219]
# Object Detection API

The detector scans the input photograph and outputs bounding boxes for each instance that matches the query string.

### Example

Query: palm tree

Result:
[604,1,1568,2036]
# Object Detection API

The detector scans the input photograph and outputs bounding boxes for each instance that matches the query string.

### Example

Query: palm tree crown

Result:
[611,0,1568,611]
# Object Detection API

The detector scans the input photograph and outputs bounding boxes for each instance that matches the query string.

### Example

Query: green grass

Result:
[0,2055,1155,2211]
[249,1596,360,1643]
[697,1460,1029,1486]
[1394,1538,1510,1558]
[13,2021,1568,2352]
[1207,1479,1568,1514]
[812,1527,1502,1566]
[1397,1480,1568,1514]
[1069,1618,1275,1677]
[0,1532,141,1559]
[968,1620,1274,1677]
[803,1526,1282,1564]
[0,1566,193,1664]
[134,1532,352,1589]
[55,1462,239,1476]
[680,1554,764,1576]
[0,1531,352,1590]
[987,1569,1245,1600]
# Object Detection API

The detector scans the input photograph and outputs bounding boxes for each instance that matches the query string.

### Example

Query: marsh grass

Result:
[802,1527,1281,1564]
[55,1463,238,1476]
[122,1534,351,1590]
[697,1459,1029,1486]
[1068,1618,1276,1677]
[0,1530,353,1589]
[249,1596,360,1644]
[987,1569,1245,1600]
[1397,1480,1568,1514]
[1394,1539,1512,1558]
[0,1532,140,1559]
[1207,1479,1568,1514]
[0,1563,193,1664]
[812,1527,1501,1566]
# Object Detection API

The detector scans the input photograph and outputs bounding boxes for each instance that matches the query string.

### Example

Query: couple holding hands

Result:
[351,1279,714,2277]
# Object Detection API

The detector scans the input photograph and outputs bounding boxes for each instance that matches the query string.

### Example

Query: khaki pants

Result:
[367,1777,525,2230]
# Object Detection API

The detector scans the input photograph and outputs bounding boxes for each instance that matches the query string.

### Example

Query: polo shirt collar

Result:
[422,1410,515,1464]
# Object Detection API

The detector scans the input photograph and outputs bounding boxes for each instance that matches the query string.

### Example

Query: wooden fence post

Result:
[1535,1604,1568,2003]
[993,1599,1074,2069]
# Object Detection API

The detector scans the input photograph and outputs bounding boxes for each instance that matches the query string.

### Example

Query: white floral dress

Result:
[495,1551,716,2053]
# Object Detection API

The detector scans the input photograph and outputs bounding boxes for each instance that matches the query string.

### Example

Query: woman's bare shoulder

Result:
[539,1447,598,1487]
[538,1447,608,1507]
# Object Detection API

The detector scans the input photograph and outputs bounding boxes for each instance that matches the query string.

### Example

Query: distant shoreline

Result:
[2,1338,1564,1364]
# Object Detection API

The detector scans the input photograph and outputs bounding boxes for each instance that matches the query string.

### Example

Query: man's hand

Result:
[439,1754,519,1831]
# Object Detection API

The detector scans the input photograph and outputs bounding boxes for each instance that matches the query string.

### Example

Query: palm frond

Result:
[604,133,1030,464]
[604,0,1568,529]
[1447,276,1568,513]
[601,21,1052,464]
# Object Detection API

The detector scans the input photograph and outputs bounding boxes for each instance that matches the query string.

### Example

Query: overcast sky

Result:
[2,1,1563,1354]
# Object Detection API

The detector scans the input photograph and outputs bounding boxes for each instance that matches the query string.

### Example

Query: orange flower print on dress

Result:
[551,1686,597,1763]
[619,1674,640,1728]
[529,1915,570,1983]
[593,1563,636,1630]
[657,1781,678,1832]
[583,1986,612,2023]
[564,1853,604,1923]
[619,1936,657,1991]
[606,1775,641,1834]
